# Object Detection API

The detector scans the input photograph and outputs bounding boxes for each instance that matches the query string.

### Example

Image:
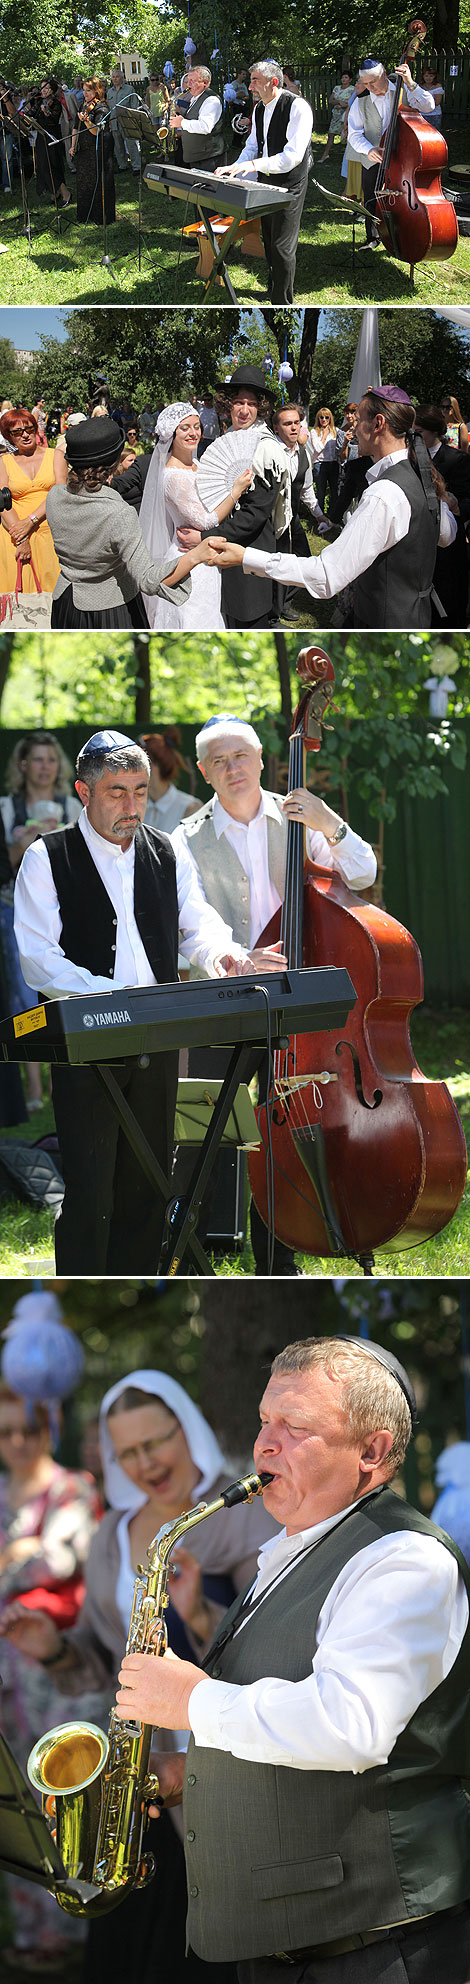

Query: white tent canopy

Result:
[348,308,381,403]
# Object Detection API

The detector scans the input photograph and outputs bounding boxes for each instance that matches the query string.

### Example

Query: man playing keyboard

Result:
[13,730,282,1275]
[216,59,313,303]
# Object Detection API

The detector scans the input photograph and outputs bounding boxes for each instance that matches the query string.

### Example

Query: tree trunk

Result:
[198,1284,340,1460]
[297,310,321,407]
[132,634,151,725]
[0,635,13,716]
[273,631,292,734]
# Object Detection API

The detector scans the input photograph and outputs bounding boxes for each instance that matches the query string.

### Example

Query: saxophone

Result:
[27,1472,269,1917]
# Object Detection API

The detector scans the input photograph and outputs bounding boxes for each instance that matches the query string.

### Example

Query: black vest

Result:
[353,458,440,629]
[181,88,224,165]
[255,92,310,188]
[44,820,179,984]
[290,441,310,518]
[184,1486,470,1961]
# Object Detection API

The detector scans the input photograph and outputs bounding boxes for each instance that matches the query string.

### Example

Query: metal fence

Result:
[299,48,470,128]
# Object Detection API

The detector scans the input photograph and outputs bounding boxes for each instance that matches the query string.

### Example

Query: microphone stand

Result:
[0,91,35,253]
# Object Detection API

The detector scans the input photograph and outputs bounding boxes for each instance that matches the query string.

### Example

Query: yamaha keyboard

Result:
[0,968,356,1067]
[143,160,293,300]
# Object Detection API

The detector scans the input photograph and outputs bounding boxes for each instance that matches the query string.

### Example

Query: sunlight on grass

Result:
[2,124,470,306]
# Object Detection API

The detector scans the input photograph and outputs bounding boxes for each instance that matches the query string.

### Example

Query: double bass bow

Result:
[247,646,467,1275]
[374,19,458,274]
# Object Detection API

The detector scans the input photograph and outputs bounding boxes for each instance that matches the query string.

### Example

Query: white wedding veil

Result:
[139,399,196,569]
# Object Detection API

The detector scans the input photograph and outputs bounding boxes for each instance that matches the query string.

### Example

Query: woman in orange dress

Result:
[0,407,65,612]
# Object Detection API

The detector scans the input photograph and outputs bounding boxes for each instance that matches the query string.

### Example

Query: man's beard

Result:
[112,815,140,838]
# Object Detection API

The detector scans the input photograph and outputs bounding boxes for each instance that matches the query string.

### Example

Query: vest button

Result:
[212,1664,221,1678]
[186,1830,195,1842]
[113,917,117,925]
[111,944,116,951]
[190,1887,199,1899]
[187,1773,196,1786]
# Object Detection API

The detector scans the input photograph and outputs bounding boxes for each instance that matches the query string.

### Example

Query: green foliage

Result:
[308,309,470,420]
[0,339,27,407]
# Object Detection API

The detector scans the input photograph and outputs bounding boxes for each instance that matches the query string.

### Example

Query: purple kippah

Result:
[367,384,414,405]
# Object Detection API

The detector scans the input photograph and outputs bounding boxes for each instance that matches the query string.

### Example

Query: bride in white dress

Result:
[139,400,252,631]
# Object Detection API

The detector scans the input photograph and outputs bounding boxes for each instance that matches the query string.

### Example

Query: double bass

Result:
[248,647,467,1274]
[373,20,458,274]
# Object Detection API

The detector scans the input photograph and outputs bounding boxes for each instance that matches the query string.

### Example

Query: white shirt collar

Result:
[80,806,135,864]
[366,448,409,484]
[213,788,280,838]
[253,1490,381,1591]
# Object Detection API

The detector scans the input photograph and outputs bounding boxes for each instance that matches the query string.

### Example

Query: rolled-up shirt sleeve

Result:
[242,480,411,600]
[188,1534,467,1773]
[174,832,248,975]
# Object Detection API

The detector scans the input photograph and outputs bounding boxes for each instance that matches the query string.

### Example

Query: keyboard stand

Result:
[196,203,244,301]
[93,1039,258,1275]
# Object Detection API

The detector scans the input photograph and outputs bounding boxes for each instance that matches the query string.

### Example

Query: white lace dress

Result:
[147,462,223,630]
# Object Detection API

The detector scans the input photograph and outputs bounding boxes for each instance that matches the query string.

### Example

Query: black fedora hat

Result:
[215,362,275,401]
[65,416,125,470]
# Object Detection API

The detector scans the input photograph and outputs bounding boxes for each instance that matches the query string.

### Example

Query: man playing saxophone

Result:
[114,1336,470,1984]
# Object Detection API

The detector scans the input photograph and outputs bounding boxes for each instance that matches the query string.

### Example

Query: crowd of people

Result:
[1,373,469,629]
[0,50,457,301]
[0,1305,470,1984]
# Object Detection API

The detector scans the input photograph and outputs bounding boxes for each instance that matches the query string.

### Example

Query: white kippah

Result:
[196,713,262,762]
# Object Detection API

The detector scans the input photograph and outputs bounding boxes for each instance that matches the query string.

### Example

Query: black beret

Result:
[65,416,125,469]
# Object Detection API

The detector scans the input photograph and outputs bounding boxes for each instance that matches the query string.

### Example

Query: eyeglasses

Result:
[115,1423,180,1467]
[0,1424,41,1442]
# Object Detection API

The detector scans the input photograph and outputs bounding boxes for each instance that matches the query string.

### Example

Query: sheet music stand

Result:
[117,106,160,276]
[0,1725,66,1896]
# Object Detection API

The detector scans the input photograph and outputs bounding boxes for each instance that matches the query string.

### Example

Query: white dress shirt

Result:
[13,809,242,998]
[172,790,376,953]
[242,449,457,600]
[285,446,324,522]
[236,91,313,175]
[181,91,222,135]
[189,1495,469,1773]
[348,80,435,158]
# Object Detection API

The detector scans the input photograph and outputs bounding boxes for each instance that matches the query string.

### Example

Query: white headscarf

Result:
[99,1368,227,1513]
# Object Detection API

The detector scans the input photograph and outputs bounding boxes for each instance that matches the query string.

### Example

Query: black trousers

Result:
[361,161,380,243]
[237,1902,470,1984]
[275,516,312,615]
[51,1054,178,1273]
[260,173,309,303]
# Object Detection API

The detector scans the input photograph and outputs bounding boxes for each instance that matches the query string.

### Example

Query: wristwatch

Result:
[328,820,348,845]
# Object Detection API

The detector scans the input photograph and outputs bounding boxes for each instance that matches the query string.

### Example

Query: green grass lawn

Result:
[0,1010,468,1278]
[1,120,469,306]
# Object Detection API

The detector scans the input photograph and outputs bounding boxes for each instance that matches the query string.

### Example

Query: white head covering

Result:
[138,402,197,612]
[99,1368,227,1512]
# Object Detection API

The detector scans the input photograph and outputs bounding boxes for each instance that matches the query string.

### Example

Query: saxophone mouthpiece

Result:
[222,1472,272,1506]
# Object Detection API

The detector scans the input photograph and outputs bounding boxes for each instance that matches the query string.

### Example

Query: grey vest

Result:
[353,458,439,628]
[184,1486,470,1961]
[182,795,286,966]
[181,89,224,165]
[361,89,390,148]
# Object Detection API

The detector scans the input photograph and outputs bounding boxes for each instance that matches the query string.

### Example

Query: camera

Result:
[0,488,12,514]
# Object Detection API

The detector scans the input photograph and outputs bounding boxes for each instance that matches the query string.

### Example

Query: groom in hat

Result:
[177,364,280,629]
[213,384,457,629]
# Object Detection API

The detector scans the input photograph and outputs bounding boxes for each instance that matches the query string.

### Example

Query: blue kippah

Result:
[198,714,240,733]
[81,730,137,755]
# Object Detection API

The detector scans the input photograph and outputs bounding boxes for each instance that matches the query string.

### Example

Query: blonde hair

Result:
[5,731,76,796]
[270,1337,412,1474]
[313,406,336,437]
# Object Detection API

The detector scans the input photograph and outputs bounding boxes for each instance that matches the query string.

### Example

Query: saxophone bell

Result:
[27,1471,269,1914]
